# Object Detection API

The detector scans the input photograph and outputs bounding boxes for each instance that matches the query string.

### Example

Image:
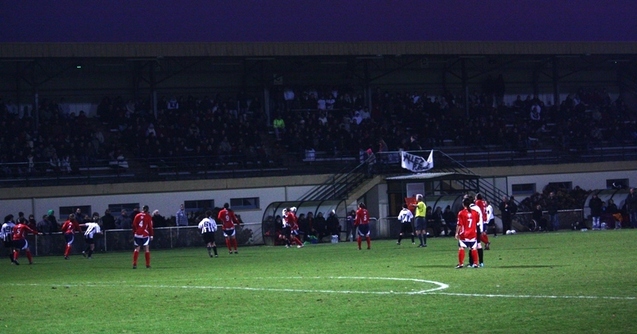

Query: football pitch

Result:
[2,230,636,333]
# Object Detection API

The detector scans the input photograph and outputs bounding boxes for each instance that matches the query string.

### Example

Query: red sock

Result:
[471,249,479,266]
[64,244,71,257]
[366,236,371,249]
[145,252,150,267]
[357,236,362,248]
[225,239,232,251]
[458,249,465,265]
[481,233,490,244]
[232,238,238,250]
[26,250,33,263]
[133,250,139,266]
[13,250,19,261]
[294,236,303,246]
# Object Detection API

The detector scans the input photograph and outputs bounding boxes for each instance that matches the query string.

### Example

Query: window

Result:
[230,197,260,210]
[59,205,92,220]
[545,182,572,192]
[184,199,215,218]
[108,203,139,218]
[606,179,628,189]
[512,183,536,196]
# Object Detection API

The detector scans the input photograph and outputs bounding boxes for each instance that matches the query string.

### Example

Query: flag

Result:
[400,150,434,173]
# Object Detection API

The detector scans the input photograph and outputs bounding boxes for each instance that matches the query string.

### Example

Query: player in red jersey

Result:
[455,196,480,269]
[355,202,371,250]
[474,193,491,250]
[11,219,38,265]
[132,205,154,269]
[60,213,82,260]
[218,203,240,254]
[286,207,304,248]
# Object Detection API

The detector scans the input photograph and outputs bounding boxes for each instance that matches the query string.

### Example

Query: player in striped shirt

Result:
[355,202,371,250]
[132,205,154,269]
[198,210,218,257]
[81,214,102,259]
[397,203,415,245]
[1,215,16,263]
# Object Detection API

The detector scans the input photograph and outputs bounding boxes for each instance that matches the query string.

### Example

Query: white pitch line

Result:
[5,277,636,300]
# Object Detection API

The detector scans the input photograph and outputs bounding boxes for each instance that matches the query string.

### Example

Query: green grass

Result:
[2,230,636,333]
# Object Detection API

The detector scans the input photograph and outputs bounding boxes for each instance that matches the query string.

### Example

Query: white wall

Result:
[6,185,315,225]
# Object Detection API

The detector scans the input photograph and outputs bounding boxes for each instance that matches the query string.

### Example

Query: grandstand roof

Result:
[2,1,637,58]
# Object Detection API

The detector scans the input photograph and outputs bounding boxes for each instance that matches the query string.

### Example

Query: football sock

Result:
[26,250,33,263]
[458,249,465,265]
[468,252,473,264]
[133,250,139,266]
[397,235,402,243]
[471,249,479,266]
[418,234,424,245]
[478,248,484,263]
[64,244,71,257]
[225,239,232,251]
[212,246,217,255]
[357,236,362,249]
[145,252,150,267]
[8,253,13,262]
[207,246,211,256]
[232,238,238,250]
[481,233,490,244]
[366,236,371,249]
[88,249,93,257]
[422,233,427,245]
[13,250,19,261]
[411,235,415,243]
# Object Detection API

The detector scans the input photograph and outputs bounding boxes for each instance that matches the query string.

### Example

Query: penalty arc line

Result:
[5,277,636,300]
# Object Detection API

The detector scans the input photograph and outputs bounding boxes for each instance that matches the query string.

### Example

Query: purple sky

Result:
[1,0,636,43]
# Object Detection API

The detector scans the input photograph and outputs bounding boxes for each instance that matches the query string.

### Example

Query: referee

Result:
[413,194,428,247]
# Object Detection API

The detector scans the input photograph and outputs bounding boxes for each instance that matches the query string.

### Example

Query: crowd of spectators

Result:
[1,78,636,178]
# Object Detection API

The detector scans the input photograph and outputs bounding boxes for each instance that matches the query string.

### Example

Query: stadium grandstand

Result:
[1,1,637,245]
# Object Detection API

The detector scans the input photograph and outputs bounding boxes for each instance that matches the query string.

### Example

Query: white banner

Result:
[400,150,434,173]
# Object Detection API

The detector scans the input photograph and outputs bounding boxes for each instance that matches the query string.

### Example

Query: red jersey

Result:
[288,212,299,231]
[355,208,369,226]
[60,220,81,235]
[132,212,153,237]
[12,223,37,241]
[456,208,479,241]
[218,208,238,230]
[474,200,487,223]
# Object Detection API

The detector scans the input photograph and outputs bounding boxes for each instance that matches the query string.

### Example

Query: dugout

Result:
[582,189,630,228]
[262,199,347,245]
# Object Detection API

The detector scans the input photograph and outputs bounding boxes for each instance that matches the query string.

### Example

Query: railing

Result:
[28,223,262,256]
[2,144,637,188]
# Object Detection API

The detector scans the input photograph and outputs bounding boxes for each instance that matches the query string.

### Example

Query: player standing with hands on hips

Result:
[132,205,154,269]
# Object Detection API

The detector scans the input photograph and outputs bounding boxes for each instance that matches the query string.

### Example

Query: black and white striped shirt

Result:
[198,217,218,234]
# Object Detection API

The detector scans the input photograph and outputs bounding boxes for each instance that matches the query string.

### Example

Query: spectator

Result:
[46,209,58,233]
[314,212,328,242]
[176,204,189,226]
[115,209,132,229]
[546,192,560,231]
[27,214,37,231]
[101,209,116,230]
[589,194,603,230]
[152,210,167,228]
[326,210,340,242]
[626,188,637,228]
[36,214,50,234]
[532,204,547,231]
[442,205,456,236]
[499,196,513,234]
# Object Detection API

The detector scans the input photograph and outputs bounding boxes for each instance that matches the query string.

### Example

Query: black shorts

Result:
[400,222,413,234]
[84,237,95,245]
[202,232,216,244]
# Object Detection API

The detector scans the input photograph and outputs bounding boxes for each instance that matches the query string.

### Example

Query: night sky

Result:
[1,0,636,43]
